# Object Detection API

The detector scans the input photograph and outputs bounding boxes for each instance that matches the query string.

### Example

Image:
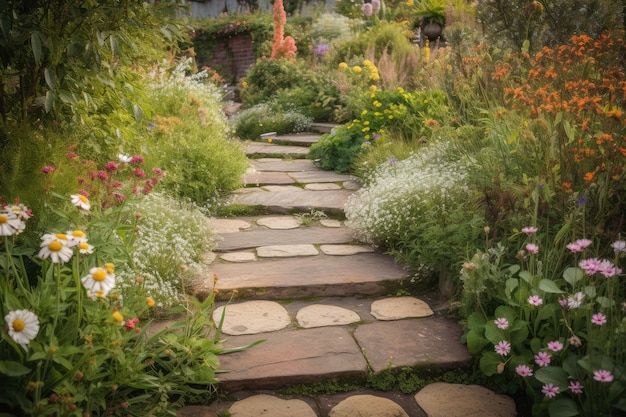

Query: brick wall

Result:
[205,33,256,83]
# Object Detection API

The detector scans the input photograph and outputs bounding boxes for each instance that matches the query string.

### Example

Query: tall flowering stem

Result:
[270,0,296,60]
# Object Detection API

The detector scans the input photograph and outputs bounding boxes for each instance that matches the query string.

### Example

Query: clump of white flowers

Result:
[345,141,471,245]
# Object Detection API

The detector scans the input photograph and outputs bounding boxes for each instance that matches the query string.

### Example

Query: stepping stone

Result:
[320,219,342,228]
[243,171,295,186]
[256,216,302,229]
[288,170,353,184]
[199,253,410,299]
[414,383,516,417]
[320,244,375,256]
[228,395,317,417]
[220,252,257,263]
[261,185,303,192]
[264,133,321,146]
[218,327,367,391]
[304,183,342,190]
[296,305,361,328]
[213,300,291,335]
[251,158,318,172]
[257,244,319,258]
[329,395,409,417]
[215,227,355,251]
[370,296,434,320]
[232,189,353,214]
[353,318,472,373]
[246,143,309,157]
[213,219,251,234]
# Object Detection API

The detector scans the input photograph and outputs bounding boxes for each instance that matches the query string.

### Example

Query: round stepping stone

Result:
[257,244,319,258]
[414,383,516,417]
[370,297,434,320]
[228,394,317,417]
[296,304,361,328]
[257,216,302,229]
[220,252,256,263]
[329,395,409,417]
[304,183,341,190]
[212,219,251,234]
[319,244,375,256]
[213,301,291,335]
[320,219,342,228]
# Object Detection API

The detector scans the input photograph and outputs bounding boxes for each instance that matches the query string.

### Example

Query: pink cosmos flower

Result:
[593,369,613,382]
[566,238,593,253]
[598,260,621,278]
[591,312,607,326]
[494,340,511,356]
[541,383,559,398]
[579,258,602,275]
[569,381,584,394]
[534,351,551,367]
[547,341,563,352]
[611,240,626,253]
[494,317,509,330]
[515,364,533,377]
[521,226,538,235]
[568,335,582,347]
[526,243,539,254]
[528,295,543,306]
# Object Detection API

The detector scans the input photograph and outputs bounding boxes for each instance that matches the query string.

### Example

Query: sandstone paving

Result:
[319,244,375,256]
[214,226,356,251]
[288,170,354,184]
[296,304,361,328]
[228,394,318,417]
[246,143,310,157]
[219,252,257,263]
[320,219,342,228]
[231,188,353,214]
[257,244,320,258]
[414,383,517,417]
[256,215,302,229]
[261,133,321,146]
[260,185,304,192]
[370,296,434,320]
[213,300,291,335]
[353,318,472,373]
[304,182,342,190]
[329,394,410,417]
[212,219,251,234]
[217,327,368,391]
[250,158,318,172]
[242,171,295,186]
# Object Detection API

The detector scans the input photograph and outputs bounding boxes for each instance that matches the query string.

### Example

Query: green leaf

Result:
[133,104,143,122]
[509,320,529,346]
[535,366,569,388]
[539,279,564,294]
[596,296,615,308]
[44,91,54,112]
[548,398,580,417]
[466,330,489,354]
[519,270,532,284]
[494,305,517,323]
[563,267,583,287]
[484,321,503,345]
[505,278,519,298]
[467,312,485,331]
[44,68,56,90]
[479,352,503,376]
[0,360,31,377]
[31,32,43,64]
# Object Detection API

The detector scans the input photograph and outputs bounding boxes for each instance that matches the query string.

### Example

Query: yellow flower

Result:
[405,0,413,6]
[361,110,368,116]
[338,62,348,70]
[369,85,377,91]
[352,66,362,73]
[241,81,248,87]
[112,311,123,323]
[146,297,155,307]
[363,59,373,66]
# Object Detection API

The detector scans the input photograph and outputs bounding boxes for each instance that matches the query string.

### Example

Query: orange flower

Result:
[561,182,573,193]
[583,171,595,182]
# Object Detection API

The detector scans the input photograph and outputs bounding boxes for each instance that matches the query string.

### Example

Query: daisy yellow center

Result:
[112,312,123,322]
[72,230,84,238]
[78,195,88,203]
[12,319,25,332]
[48,241,63,252]
[0,215,7,224]
[79,242,89,250]
[93,270,107,282]
[105,263,114,273]
[55,233,68,240]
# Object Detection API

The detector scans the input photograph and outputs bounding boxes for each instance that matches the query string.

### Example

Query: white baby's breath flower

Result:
[5,309,40,348]
[71,194,91,210]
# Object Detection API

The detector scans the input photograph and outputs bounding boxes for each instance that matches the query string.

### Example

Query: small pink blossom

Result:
[591,312,607,326]
[515,364,533,377]
[593,369,613,382]
[494,340,511,356]
[494,317,509,330]
[528,295,543,306]
[579,258,602,275]
[567,292,584,309]
[598,259,621,278]
[129,155,145,166]
[534,351,551,367]
[547,341,563,352]
[41,166,56,174]
[133,168,146,178]
[567,238,593,253]
[569,381,584,394]
[521,226,538,235]
[558,297,568,308]
[526,243,539,254]
[541,383,559,398]
[611,240,626,253]
[568,335,582,347]
[67,151,77,160]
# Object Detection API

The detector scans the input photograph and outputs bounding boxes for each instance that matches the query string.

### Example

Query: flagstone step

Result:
[257,132,323,146]
[231,188,355,215]
[246,142,311,158]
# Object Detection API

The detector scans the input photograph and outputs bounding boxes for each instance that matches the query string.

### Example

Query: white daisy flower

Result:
[70,194,91,211]
[0,211,24,236]
[66,230,88,247]
[77,241,94,255]
[118,153,132,163]
[81,266,115,297]
[4,309,40,348]
[38,233,73,263]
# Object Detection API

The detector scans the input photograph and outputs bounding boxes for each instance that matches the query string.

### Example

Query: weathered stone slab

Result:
[329,395,409,417]
[218,327,367,391]
[228,395,317,417]
[215,226,356,251]
[414,383,517,417]
[320,219,342,228]
[246,143,310,157]
[198,253,409,299]
[257,244,319,258]
[242,171,295,186]
[296,305,361,328]
[260,185,303,192]
[370,297,434,320]
[304,183,342,190]
[232,189,353,214]
[220,252,257,263]
[262,133,321,146]
[353,318,472,373]
[288,170,353,184]
[320,244,375,256]
[213,219,251,234]
[256,216,302,229]
[213,300,291,335]
[250,158,318,172]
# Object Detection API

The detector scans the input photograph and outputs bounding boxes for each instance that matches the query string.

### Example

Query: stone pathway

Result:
[174,130,518,417]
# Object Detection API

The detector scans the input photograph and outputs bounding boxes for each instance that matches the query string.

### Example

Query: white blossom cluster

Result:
[116,193,216,306]
[345,141,471,245]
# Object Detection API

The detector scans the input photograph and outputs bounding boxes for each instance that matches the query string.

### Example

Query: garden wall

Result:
[201,33,256,82]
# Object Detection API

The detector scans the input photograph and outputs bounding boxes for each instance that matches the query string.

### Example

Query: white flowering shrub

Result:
[117,193,216,306]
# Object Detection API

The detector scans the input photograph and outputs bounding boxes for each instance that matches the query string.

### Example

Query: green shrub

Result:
[240,58,308,107]
[231,103,313,140]
[309,128,366,173]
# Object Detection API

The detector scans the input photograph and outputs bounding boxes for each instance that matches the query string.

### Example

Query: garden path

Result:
[174,127,518,417]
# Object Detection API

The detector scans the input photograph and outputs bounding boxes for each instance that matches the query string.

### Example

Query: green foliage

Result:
[309,128,366,173]
[240,58,308,107]
[412,0,447,26]
[230,103,313,140]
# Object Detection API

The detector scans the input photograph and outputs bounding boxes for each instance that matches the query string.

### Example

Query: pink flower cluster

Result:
[579,258,621,277]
